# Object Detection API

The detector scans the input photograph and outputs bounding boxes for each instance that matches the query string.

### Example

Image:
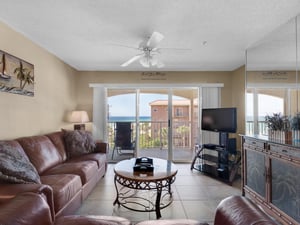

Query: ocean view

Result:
[108,116,151,122]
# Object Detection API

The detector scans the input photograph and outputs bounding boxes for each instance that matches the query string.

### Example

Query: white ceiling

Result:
[0,0,300,71]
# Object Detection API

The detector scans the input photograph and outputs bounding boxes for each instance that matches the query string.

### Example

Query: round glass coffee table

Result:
[113,158,177,219]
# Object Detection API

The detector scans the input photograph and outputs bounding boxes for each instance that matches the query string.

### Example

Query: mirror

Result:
[246,16,299,136]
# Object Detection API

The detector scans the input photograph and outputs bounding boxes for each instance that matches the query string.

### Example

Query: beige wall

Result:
[231,66,246,149]
[0,22,77,139]
[0,20,246,142]
[76,69,245,149]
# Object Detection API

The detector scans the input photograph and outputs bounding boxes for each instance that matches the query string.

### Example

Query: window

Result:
[246,88,290,135]
[174,107,184,117]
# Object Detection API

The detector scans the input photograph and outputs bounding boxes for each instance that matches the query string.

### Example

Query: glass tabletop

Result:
[114,158,177,181]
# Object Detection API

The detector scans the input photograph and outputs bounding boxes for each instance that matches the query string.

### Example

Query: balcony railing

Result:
[108,121,197,150]
[246,120,268,135]
[107,120,268,150]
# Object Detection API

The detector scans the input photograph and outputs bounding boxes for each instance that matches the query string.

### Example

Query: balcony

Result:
[245,120,268,136]
[107,120,269,162]
[107,121,197,162]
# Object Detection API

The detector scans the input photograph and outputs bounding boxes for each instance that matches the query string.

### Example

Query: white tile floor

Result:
[76,163,242,224]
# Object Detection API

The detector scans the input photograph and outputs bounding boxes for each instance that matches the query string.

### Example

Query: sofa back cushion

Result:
[46,131,67,161]
[17,135,63,174]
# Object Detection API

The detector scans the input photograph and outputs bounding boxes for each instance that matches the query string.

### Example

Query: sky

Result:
[108,93,165,117]
[108,93,184,117]
[108,91,284,117]
[246,93,283,119]
[109,92,284,119]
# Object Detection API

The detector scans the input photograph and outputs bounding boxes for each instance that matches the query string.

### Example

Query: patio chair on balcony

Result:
[112,122,135,159]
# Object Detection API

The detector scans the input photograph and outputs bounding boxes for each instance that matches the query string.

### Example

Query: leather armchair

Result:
[214,196,279,225]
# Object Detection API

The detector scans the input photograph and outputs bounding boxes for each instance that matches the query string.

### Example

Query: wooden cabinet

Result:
[242,135,300,225]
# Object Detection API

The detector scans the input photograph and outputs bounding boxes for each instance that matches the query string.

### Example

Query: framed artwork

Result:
[0,50,34,96]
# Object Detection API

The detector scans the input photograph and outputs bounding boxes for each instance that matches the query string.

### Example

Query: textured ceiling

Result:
[0,0,300,71]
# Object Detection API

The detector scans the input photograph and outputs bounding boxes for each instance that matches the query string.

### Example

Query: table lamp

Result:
[69,110,89,130]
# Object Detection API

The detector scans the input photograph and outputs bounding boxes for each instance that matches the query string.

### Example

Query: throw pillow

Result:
[0,141,41,184]
[79,130,96,152]
[62,129,96,158]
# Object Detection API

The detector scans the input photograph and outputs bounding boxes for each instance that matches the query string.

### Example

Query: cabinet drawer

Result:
[269,143,300,160]
[244,138,265,151]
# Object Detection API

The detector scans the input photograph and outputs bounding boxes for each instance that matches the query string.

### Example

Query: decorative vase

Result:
[268,130,292,144]
[284,130,292,144]
[292,130,300,142]
[268,129,275,140]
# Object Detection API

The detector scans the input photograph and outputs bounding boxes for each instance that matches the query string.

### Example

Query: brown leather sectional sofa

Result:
[0,131,280,224]
[0,131,108,220]
[0,192,132,225]
[0,192,279,225]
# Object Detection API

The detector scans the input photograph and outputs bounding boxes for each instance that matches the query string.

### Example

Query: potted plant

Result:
[290,113,300,142]
[265,113,291,143]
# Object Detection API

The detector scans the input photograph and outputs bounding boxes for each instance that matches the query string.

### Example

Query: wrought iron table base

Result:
[113,174,176,219]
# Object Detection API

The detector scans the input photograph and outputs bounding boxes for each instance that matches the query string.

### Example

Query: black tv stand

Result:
[203,143,217,149]
[190,133,240,185]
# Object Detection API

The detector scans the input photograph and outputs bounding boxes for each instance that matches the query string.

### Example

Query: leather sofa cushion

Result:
[0,192,53,225]
[17,135,63,174]
[41,174,82,213]
[55,215,131,225]
[46,131,68,161]
[68,153,107,169]
[43,161,98,184]
[95,142,108,154]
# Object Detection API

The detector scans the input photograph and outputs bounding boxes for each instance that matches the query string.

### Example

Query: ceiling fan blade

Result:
[147,31,164,48]
[156,47,192,51]
[121,54,143,67]
[109,43,139,50]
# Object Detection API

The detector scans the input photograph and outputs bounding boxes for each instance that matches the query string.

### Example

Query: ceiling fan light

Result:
[150,57,158,66]
[157,61,165,68]
[139,57,150,67]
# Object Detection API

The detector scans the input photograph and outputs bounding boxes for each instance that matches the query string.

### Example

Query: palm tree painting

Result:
[0,50,34,96]
[14,61,34,90]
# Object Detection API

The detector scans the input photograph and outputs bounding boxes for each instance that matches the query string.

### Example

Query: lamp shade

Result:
[69,111,89,123]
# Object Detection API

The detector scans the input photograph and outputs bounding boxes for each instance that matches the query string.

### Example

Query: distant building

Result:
[149,99,198,148]
[149,99,190,122]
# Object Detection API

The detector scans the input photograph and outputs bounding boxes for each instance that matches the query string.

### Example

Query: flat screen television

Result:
[201,107,237,133]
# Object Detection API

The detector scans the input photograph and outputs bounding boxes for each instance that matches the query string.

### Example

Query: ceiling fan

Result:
[120,31,166,68]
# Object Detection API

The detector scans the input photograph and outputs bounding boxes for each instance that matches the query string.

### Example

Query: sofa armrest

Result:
[136,219,207,225]
[94,142,108,154]
[0,183,55,221]
[0,192,53,225]
[214,196,279,225]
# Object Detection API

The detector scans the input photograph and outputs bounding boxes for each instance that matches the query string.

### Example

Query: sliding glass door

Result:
[172,88,199,161]
[90,84,222,163]
[106,87,199,162]
[107,89,137,160]
[138,89,169,160]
